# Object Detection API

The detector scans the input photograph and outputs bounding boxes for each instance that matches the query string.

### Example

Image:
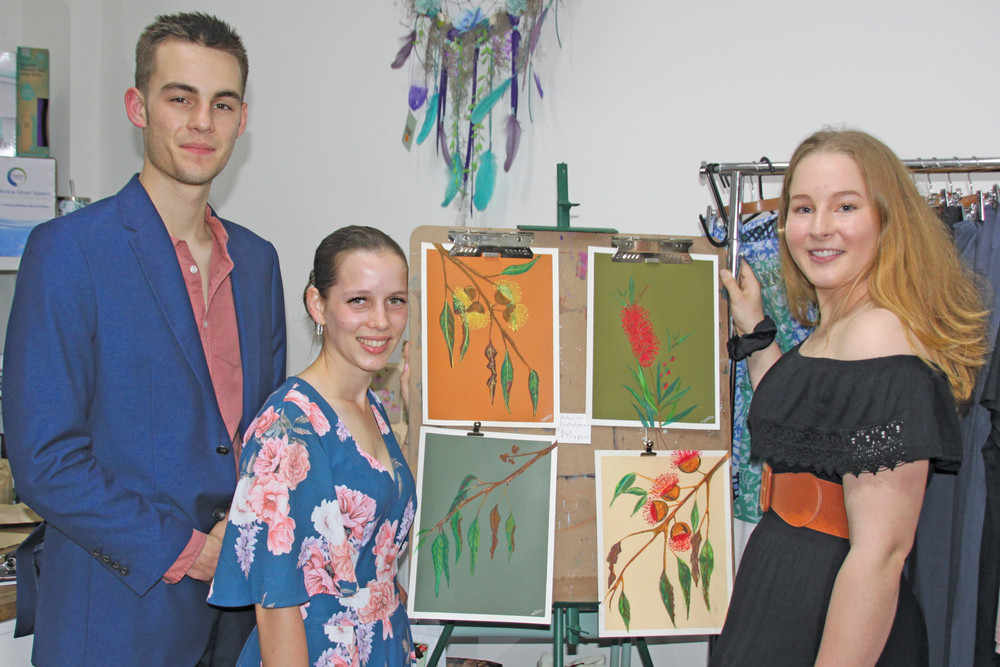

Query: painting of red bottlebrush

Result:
[586,248,719,431]
[595,449,733,637]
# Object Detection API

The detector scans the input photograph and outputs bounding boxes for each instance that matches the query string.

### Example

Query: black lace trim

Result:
[752,418,907,476]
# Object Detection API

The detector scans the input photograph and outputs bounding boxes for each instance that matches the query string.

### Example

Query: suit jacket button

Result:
[216,446,230,455]
[119,567,129,576]
[102,556,111,564]
[111,562,120,570]
[92,550,102,558]
[212,508,226,521]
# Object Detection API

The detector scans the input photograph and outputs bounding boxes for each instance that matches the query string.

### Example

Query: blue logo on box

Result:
[6,168,26,187]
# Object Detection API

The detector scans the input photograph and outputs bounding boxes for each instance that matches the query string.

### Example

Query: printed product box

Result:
[16,47,48,157]
[0,156,56,256]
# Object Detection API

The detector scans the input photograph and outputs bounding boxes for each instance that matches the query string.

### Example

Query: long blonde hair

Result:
[777,129,988,402]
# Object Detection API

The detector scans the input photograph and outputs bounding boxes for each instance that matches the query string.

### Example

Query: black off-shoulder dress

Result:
[709,345,962,666]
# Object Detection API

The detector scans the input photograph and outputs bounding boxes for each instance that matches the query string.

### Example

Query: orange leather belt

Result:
[759,463,850,540]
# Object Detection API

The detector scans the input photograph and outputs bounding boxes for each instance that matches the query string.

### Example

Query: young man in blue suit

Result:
[4,12,286,666]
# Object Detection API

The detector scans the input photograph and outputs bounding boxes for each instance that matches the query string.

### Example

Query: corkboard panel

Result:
[406,226,730,602]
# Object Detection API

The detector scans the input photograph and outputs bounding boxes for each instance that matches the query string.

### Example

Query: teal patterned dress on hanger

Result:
[713,214,812,523]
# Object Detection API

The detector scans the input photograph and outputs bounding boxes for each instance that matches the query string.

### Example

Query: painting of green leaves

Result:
[595,450,733,637]
[587,248,719,433]
[408,428,558,624]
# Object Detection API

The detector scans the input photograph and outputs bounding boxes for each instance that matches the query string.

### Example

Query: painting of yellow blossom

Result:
[586,248,719,432]
[421,243,559,427]
[595,450,733,637]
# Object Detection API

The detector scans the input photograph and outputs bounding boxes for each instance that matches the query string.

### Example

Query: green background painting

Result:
[410,430,556,622]
[590,252,717,427]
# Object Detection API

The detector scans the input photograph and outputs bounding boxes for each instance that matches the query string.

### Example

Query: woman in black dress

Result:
[711,129,988,666]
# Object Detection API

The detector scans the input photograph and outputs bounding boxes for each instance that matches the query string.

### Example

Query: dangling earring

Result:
[314,321,325,336]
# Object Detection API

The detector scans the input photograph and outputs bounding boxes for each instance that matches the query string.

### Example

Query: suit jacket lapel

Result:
[225,222,263,434]
[118,177,222,421]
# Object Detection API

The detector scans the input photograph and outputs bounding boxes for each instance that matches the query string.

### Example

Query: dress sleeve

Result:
[209,386,331,609]
[751,356,963,477]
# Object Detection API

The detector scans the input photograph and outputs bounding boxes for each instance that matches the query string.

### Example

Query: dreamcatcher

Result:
[392,0,563,213]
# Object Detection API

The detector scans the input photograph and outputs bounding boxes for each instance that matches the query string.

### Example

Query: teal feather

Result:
[469,78,512,126]
[441,151,462,207]
[416,93,438,145]
[473,150,497,211]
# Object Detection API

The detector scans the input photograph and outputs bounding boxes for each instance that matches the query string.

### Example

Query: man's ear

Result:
[124,87,148,129]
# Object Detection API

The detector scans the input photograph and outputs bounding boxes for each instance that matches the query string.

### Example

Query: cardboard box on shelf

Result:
[16,47,48,158]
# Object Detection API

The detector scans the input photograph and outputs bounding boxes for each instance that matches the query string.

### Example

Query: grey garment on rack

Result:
[912,204,998,667]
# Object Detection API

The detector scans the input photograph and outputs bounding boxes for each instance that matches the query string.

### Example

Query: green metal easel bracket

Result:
[518,163,618,233]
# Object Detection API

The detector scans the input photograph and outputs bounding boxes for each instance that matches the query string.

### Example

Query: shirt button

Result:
[213,508,227,521]
[189,265,198,274]
[216,446,230,455]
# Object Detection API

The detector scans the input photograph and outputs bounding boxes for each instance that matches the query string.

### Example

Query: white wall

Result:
[16,0,1000,375]
[6,1,1000,663]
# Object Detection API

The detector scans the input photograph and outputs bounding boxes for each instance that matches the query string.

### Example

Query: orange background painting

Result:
[423,245,557,424]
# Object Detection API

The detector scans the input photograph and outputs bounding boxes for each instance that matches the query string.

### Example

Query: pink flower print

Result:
[335,418,351,442]
[267,513,296,556]
[229,477,258,526]
[370,404,391,435]
[244,405,280,445]
[328,538,358,585]
[247,477,290,527]
[322,611,355,645]
[302,542,339,596]
[373,521,400,581]
[277,442,310,490]
[356,578,398,633]
[336,486,377,541]
[315,647,353,667]
[300,601,309,620]
[355,443,387,473]
[312,499,348,545]
[252,434,288,480]
[283,388,331,436]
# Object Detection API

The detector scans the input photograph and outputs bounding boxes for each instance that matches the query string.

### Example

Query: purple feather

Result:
[527,8,548,60]
[504,114,522,172]
[408,85,427,111]
[509,18,520,114]
[533,72,544,99]
[390,30,416,69]
[440,129,452,168]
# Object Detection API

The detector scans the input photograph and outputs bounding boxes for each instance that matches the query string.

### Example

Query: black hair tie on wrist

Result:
[727,315,777,361]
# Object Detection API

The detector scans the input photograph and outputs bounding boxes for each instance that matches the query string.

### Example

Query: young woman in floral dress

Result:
[210,226,417,666]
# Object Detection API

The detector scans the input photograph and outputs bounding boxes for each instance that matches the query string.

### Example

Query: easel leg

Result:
[552,605,565,667]
[634,637,653,667]
[427,623,454,667]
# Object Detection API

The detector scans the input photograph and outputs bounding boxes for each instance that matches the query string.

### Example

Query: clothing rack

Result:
[700,157,1000,276]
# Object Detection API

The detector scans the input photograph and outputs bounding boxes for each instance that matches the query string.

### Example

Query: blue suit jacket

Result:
[4,175,287,666]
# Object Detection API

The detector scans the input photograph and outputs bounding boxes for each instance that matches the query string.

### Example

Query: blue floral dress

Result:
[209,377,417,666]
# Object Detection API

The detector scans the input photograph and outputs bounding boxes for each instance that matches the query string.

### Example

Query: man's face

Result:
[130,39,247,189]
